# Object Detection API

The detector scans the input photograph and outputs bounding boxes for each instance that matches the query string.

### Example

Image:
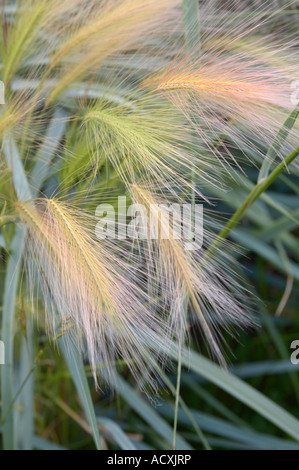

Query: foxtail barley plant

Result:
[0,0,299,450]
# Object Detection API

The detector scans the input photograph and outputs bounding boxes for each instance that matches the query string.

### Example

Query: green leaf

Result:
[232,360,299,378]
[3,136,32,200]
[231,228,299,281]
[160,404,299,450]
[176,347,299,442]
[1,138,30,449]
[31,108,69,196]
[112,374,192,450]
[59,338,102,450]
[33,436,67,451]
[98,418,137,450]
[259,105,299,182]
[1,227,24,449]
[183,0,201,53]
[15,327,34,450]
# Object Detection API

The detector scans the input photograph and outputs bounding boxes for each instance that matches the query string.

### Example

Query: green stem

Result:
[204,145,299,261]
[148,352,211,449]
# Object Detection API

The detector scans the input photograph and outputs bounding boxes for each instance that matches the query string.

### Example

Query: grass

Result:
[0,0,299,450]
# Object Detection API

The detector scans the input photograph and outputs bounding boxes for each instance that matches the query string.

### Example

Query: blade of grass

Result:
[177,348,299,441]
[16,326,34,450]
[182,375,247,428]
[258,105,299,182]
[149,338,299,441]
[1,226,24,449]
[3,136,32,200]
[113,373,192,450]
[32,436,67,451]
[59,338,102,450]
[232,360,299,378]
[160,403,299,450]
[98,418,137,450]
[30,108,69,196]
[1,137,31,449]
[254,290,299,402]
[146,353,211,449]
[230,228,299,281]
[204,145,299,261]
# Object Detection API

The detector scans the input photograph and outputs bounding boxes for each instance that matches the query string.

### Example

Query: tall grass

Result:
[0,0,299,450]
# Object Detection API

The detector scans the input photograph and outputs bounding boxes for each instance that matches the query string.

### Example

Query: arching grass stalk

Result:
[204,145,299,263]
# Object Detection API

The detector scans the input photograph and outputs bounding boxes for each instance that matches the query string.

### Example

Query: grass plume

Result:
[16,198,175,390]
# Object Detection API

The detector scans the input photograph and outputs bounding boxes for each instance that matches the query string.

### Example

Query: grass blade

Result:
[98,418,137,450]
[178,348,299,442]
[0,227,24,449]
[59,338,102,450]
[258,105,299,182]
[113,374,192,450]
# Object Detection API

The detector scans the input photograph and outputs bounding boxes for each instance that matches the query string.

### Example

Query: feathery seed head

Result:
[16,197,175,390]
